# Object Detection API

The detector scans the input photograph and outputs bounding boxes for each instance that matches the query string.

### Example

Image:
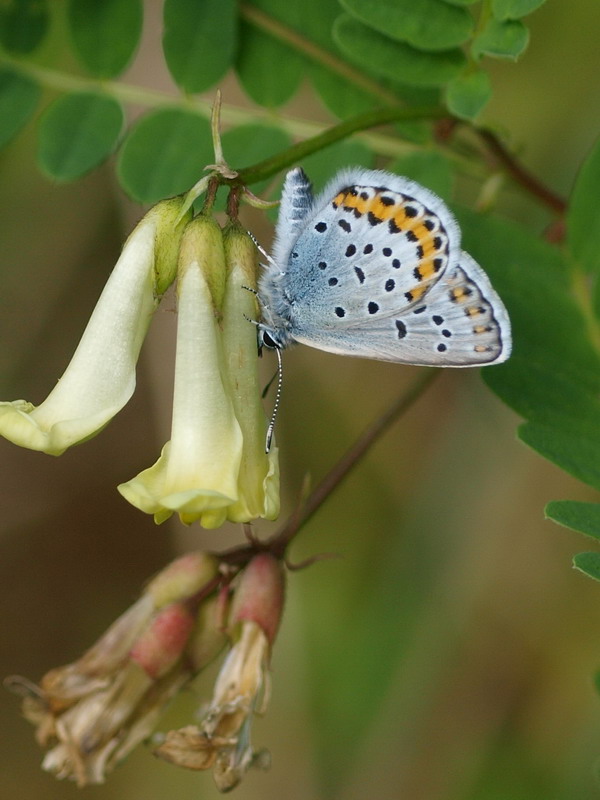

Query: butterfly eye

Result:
[261,330,280,350]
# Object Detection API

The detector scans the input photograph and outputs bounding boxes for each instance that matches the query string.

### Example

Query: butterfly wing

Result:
[271,167,314,267]
[274,167,460,328]
[261,167,510,366]
[293,250,511,366]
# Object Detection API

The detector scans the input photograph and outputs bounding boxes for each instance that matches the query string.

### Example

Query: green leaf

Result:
[472,18,529,60]
[445,68,492,120]
[235,20,303,107]
[339,0,474,52]
[334,14,466,87]
[0,67,40,149]
[235,0,306,108]
[460,209,600,494]
[222,124,292,182]
[67,0,143,78]
[458,209,600,394]
[388,150,454,202]
[117,109,212,203]
[441,0,478,4]
[37,92,123,182]
[492,0,547,20]
[299,0,377,118]
[0,0,49,54]
[519,422,600,491]
[241,0,380,117]
[163,0,237,93]
[485,357,600,437]
[567,135,600,275]
[546,501,600,540]
[573,552,600,582]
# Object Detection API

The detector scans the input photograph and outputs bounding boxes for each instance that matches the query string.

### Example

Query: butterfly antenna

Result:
[265,345,283,453]
[246,229,277,268]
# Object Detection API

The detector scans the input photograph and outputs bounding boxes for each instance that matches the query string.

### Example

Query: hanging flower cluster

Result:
[3,104,288,791]
[8,552,286,791]
[0,200,279,529]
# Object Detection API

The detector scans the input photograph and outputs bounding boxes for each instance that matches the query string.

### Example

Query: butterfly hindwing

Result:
[292,251,511,365]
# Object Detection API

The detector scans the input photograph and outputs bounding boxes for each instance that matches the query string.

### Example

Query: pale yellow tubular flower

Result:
[0,199,189,455]
[118,215,244,528]
[221,222,280,523]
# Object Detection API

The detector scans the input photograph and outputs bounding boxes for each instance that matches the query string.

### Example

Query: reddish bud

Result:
[229,554,285,646]
[130,603,195,679]
[146,552,218,609]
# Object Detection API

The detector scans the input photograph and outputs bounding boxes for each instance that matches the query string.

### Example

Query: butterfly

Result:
[257,166,511,367]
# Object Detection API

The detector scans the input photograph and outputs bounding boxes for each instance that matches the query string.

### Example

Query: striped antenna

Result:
[265,344,283,453]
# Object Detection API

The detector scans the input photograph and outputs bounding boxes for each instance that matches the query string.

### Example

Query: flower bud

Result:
[130,603,195,679]
[146,552,218,609]
[228,553,285,646]
[186,592,229,670]
[177,213,227,311]
[222,223,280,523]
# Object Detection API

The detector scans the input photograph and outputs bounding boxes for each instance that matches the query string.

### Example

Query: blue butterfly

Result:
[258,167,511,367]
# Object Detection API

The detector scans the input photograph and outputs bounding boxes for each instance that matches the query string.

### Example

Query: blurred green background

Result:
[2,1,600,799]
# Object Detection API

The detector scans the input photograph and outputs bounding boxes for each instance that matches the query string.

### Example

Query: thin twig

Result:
[236,106,446,185]
[475,128,567,214]
[268,368,438,553]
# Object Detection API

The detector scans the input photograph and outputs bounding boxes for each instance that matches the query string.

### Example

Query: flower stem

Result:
[269,368,439,553]
[236,106,447,185]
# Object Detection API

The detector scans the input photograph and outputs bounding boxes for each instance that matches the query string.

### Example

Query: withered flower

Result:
[7,553,227,786]
[155,553,285,792]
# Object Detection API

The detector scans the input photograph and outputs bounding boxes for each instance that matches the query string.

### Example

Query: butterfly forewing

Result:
[281,172,461,330]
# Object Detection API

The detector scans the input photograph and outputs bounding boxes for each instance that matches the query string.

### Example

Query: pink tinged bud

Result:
[229,554,285,646]
[146,552,218,609]
[130,604,195,680]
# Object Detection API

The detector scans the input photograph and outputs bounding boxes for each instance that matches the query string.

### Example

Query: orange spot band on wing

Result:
[414,258,437,281]
[405,284,428,302]
[342,192,370,216]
